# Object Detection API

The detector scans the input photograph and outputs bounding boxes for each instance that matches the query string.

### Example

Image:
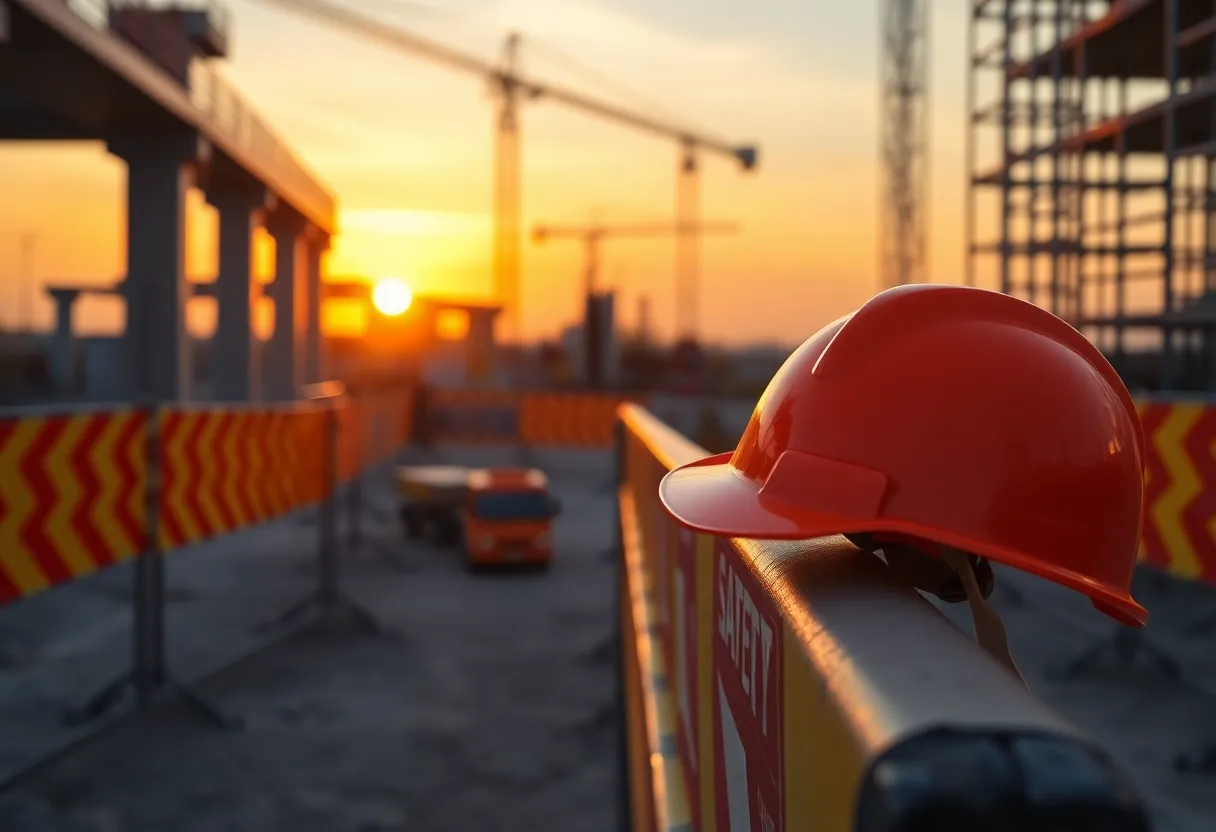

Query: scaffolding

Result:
[968,0,1216,391]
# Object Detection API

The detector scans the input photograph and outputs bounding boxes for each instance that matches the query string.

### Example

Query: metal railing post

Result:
[135,402,160,706]
[260,383,387,637]
[318,402,340,607]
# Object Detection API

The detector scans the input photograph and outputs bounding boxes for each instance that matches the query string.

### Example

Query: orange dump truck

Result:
[395,465,562,568]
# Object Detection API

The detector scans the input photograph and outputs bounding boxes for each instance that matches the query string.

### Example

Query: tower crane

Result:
[532,220,739,387]
[251,0,759,343]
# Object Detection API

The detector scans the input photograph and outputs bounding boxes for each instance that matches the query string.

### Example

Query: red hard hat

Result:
[659,284,1148,626]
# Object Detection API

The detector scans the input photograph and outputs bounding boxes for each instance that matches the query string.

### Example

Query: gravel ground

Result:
[0,436,1213,831]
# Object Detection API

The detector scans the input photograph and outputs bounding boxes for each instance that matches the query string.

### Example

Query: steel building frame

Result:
[967,0,1216,390]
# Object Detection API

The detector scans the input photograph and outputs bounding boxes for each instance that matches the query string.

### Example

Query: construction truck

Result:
[395,465,562,568]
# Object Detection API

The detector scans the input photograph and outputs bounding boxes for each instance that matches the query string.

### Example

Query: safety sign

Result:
[712,537,783,832]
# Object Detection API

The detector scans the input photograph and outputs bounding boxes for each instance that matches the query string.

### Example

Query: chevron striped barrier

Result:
[157,405,329,550]
[429,388,519,444]
[419,388,646,447]
[1136,397,1216,584]
[616,403,1147,831]
[520,392,635,447]
[0,408,147,605]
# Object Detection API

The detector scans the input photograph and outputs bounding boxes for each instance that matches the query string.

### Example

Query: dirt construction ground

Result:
[0,438,1213,830]
[0,446,622,832]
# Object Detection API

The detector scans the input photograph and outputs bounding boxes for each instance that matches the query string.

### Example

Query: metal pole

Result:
[1162,0,1180,387]
[19,233,36,332]
[965,2,977,287]
[319,403,340,607]
[134,403,160,707]
[676,144,699,338]
[1000,0,1014,296]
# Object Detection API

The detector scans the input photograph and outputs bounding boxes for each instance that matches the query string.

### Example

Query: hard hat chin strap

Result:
[940,546,1027,689]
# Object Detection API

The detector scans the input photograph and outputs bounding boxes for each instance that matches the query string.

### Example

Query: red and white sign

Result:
[674,526,700,825]
[712,537,783,832]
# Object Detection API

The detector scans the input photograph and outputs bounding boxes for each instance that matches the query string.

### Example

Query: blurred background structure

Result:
[3,3,1216,830]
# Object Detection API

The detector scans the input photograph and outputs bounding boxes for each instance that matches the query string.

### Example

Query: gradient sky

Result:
[0,0,972,345]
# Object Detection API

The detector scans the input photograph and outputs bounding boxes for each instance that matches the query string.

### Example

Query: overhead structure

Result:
[967,0,1216,391]
[253,0,758,344]
[880,0,930,289]
[532,220,739,387]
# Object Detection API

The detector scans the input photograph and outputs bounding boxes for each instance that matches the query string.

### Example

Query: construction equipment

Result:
[532,220,739,387]
[395,465,562,569]
[880,0,929,289]
[252,0,759,344]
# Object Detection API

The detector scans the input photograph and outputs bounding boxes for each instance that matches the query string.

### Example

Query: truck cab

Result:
[460,468,561,568]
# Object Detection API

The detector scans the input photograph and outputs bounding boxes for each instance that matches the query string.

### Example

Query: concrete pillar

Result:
[305,230,328,383]
[207,172,269,402]
[107,133,208,402]
[265,209,307,400]
[47,288,80,394]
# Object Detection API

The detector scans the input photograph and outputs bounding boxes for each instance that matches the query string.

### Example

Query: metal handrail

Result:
[617,402,1150,830]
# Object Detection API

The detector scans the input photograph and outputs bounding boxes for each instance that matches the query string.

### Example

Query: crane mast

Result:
[494,34,523,342]
[880,0,929,289]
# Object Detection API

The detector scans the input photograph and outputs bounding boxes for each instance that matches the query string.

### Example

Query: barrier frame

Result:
[259,382,391,637]
[616,402,1152,831]
[0,384,367,790]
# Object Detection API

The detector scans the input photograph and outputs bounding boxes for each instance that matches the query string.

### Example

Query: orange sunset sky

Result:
[0,0,975,346]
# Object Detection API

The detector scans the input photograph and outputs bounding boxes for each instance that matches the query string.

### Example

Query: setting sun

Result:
[372,278,413,316]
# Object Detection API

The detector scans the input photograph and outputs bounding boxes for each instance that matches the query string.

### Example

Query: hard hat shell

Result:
[659,284,1148,626]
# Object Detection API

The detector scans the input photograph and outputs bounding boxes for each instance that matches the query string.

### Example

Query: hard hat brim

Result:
[659,453,1149,628]
[659,452,853,540]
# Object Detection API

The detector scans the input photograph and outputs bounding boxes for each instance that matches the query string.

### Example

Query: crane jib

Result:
[250,0,756,167]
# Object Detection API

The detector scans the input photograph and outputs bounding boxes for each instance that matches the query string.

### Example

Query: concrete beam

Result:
[206,168,271,402]
[107,132,210,402]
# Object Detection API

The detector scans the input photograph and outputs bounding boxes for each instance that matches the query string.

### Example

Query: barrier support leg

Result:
[259,494,390,637]
[61,546,155,726]
[1046,626,1183,682]
[64,551,240,730]
[261,410,392,638]
[145,551,242,729]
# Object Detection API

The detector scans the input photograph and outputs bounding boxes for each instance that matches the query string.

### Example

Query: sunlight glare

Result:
[372,278,413,316]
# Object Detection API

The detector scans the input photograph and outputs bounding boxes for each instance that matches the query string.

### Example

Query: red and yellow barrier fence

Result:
[520,392,625,447]
[0,409,147,604]
[338,387,414,483]
[1137,397,1216,583]
[616,403,1146,831]
[424,388,647,447]
[0,387,654,608]
[157,406,329,550]
[429,388,518,444]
